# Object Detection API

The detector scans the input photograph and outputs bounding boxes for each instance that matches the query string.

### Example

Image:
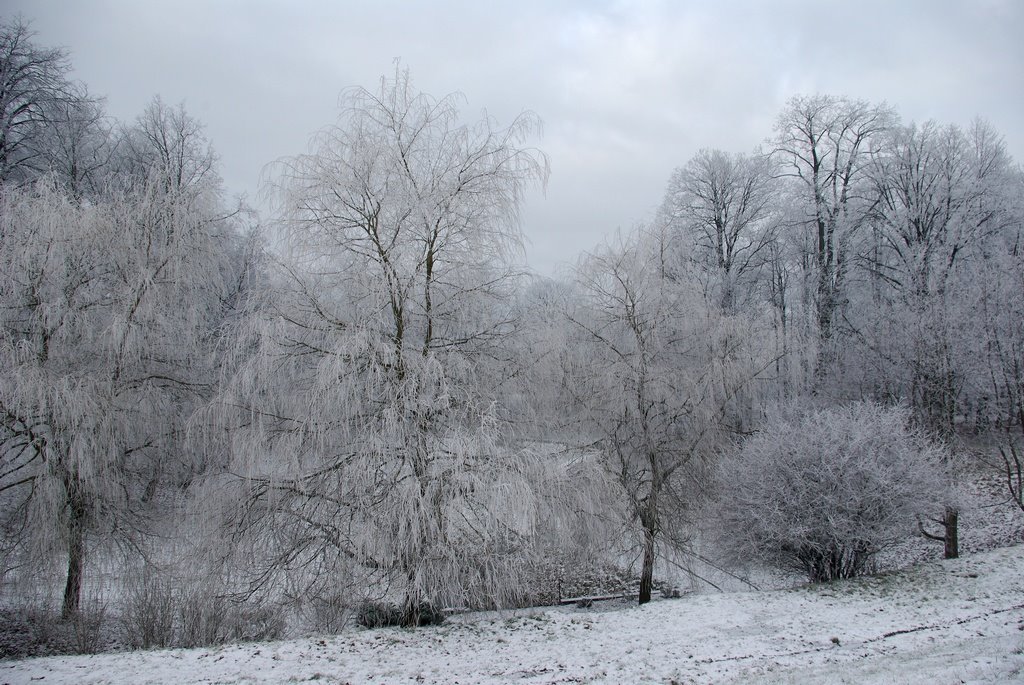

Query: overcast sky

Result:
[6,0,1023,275]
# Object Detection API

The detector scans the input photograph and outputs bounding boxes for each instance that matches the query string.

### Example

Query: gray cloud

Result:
[7,0,1022,275]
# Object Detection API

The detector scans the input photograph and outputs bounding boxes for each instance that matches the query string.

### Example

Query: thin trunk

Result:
[638,523,655,605]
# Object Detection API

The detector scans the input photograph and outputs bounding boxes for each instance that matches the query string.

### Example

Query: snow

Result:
[4,545,1023,684]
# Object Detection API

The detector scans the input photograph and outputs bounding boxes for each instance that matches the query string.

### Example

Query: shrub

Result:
[356,600,403,628]
[0,597,109,657]
[356,600,444,628]
[714,402,951,582]
[121,564,287,648]
[408,601,445,627]
[225,604,287,642]
[121,569,176,649]
[0,604,59,658]
[71,596,107,654]
[307,592,350,634]
[521,553,636,605]
[178,586,228,648]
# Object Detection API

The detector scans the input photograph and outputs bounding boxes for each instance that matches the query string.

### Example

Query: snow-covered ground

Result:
[4,544,1023,685]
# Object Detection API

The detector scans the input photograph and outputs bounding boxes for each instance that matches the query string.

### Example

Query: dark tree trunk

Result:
[943,507,959,559]
[61,484,87,619]
[922,506,960,560]
[638,524,655,605]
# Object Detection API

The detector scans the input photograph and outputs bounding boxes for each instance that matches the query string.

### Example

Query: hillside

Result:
[4,544,1023,685]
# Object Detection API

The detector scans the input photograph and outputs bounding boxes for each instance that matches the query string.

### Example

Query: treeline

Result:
[1,18,1023,640]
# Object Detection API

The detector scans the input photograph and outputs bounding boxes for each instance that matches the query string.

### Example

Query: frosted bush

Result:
[714,402,951,582]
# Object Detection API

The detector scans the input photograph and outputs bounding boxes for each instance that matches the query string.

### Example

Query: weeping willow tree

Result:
[0,87,243,618]
[211,67,566,624]
[0,182,118,616]
[0,169,237,616]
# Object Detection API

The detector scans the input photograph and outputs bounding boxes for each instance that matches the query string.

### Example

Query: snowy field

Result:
[4,545,1023,685]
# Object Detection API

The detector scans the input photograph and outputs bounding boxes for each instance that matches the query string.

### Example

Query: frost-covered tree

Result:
[116,96,219,196]
[714,403,951,582]
[973,150,1024,515]
[37,82,115,202]
[568,225,773,604]
[1,181,113,616]
[0,18,83,186]
[214,68,553,623]
[0,175,240,616]
[858,121,1016,436]
[0,99,243,616]
[848,119,973,550]
[657,149,778,312]
[771,95,895,382]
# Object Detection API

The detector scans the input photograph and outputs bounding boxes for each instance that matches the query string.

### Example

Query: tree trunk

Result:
[402,596,421,628]
[943,507,959,559]
[638,524,655,605]
[399,547,421,626]
[61,485,87,619]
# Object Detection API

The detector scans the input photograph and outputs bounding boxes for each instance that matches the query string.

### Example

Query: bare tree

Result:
[38,82,116,202]
[568,225,773,604]
[973,140,1024,516]
[772,95,895,382]
[658,149,778,312]
[116,96,220,196]
[859,121,1013,437]
[0,18,78,185]
[214,67,552,624]
[0,123,239,617]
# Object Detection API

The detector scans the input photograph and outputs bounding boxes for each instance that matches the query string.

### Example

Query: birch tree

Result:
[215,68,552,623]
